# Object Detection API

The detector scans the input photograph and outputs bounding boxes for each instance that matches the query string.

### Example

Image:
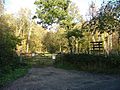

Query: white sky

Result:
[5,0,36,14]
[5,0,108,18]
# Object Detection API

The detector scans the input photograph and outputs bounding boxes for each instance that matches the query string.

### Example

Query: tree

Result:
[66,27,83,53]
[0,15,20,72]
[16,8,32,53]
[0,0,4,14]
[54,28,68,53]
[29,22,47,53]
[95,0,120,54]
[34,0,84,54]
[34,0,71,29]
[42,29,68,53]
[42,32,59,53]
[63,3,83,53]
[82,0,120,55]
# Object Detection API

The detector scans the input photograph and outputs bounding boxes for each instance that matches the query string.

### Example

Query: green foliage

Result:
[0,15,21,71]
[42,29,68,53]
[80,0,120,54]
[0,0,4,14]
[0,15,30,88]
[84,0,120,34]
[34,0,71,28]
[42,32,59,53]
[23,54,54,67]
[28,23,46,52]
[97,0,120,33]
[55,54,120,74]
[34,0,84,54]
[66,29,83,39]
[0,67,29,87]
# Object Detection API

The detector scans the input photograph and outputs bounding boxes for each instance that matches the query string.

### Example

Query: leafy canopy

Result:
[82,0,120,34]
[34,0,71,28]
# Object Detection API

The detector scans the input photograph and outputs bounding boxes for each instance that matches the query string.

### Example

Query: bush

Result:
[0,66,29,87]
[0,16,21,75]
[55,54,120,74]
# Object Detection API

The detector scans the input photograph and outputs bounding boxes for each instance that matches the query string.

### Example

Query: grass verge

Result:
[0,66,29,88]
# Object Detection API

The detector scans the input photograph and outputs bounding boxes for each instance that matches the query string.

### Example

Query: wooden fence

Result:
[20,53,56,66]
[90,41,104,55]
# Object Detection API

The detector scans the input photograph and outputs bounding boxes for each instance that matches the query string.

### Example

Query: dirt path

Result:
[2,67,120,90]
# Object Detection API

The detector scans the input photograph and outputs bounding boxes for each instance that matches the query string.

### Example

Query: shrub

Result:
[0,16,21,74]
[55,54,120,74]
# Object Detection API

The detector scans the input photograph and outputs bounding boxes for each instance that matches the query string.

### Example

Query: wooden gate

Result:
[21,53,55,67]
[90,41,104,55]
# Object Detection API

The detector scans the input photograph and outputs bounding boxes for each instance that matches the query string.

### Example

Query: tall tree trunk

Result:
[92,36,96,42]
[26,27,32,53]
[17,23,24,37]
[118,34,120,54]
[98,32,101,41]
[108,32,113,55]
[59,45,62,53]
[103,32,109,55]
[68,39,72,54]
[75,38,78,54]
[109,33,113,54]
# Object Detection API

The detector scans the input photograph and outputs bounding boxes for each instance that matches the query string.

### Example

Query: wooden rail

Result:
[90,41,104,55]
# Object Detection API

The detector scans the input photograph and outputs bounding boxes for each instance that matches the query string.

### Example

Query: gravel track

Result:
[2,67,120,90]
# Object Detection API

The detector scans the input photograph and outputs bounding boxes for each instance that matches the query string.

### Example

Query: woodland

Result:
[0,0,120,87]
